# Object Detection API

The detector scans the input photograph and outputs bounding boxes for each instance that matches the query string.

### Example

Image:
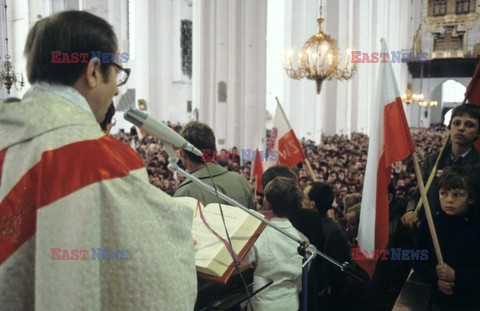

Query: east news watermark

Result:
[51,51,129,64]
[352,248,429,260]
[51,248,129,260]
[351,50,428,64]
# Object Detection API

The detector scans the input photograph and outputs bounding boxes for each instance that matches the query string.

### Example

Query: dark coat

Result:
[289,208,325,311]
[414,208,480,309]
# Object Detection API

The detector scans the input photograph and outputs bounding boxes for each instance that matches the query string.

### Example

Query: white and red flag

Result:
[266,99,306,169]
[356,39,415,278]
[250,148,264,195]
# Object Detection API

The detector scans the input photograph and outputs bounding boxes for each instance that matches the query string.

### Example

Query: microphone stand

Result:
[165,144,363,310]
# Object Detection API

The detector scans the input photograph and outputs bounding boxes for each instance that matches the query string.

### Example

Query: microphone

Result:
[124,108,203,157]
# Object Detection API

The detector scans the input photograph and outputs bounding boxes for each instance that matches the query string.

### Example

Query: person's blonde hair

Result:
[347,202,361,216]
[342,192,362,210]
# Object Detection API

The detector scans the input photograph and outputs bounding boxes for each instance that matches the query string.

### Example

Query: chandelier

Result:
[418,99,438,108]
[0,1,25,95]
[402,65,437,109]
[282,4,356,94]
[402,82,425,104]
[402,88,438,108]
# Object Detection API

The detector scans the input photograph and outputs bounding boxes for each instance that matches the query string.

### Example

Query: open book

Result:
[192,202,266,284]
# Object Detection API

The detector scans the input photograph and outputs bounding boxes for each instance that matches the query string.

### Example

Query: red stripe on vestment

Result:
[0,135,144,264]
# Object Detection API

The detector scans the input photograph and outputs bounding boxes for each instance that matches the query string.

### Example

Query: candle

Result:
[345,49,351,68]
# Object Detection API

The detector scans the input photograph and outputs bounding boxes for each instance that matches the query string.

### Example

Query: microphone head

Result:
[124,108,204,158]
[124,108,147,127]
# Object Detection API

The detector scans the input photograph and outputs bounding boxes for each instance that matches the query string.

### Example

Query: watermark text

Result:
[51,248,129,260]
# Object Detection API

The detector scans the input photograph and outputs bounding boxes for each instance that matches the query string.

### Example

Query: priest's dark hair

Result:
[24,10,117,86]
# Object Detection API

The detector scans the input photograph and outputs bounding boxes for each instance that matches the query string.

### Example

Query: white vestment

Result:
[0,86,197,310]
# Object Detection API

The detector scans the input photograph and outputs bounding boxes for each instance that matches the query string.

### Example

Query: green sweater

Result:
[173,163,254,209]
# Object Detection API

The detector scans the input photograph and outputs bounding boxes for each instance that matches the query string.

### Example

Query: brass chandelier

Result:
[282,5,356,94]
[402,65,437,109]
[402,88,438,108]
[0,0,25,95]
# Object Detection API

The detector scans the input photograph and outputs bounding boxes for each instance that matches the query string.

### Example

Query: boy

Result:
[244,177,304,310]
[308,182,352,309]
[414,167,480,309]
[402,104,480,227]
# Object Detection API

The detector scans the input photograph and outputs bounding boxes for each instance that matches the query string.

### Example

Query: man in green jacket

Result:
[173,121,254,209]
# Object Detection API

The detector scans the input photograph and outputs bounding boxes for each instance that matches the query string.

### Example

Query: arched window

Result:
[442,80,465,104]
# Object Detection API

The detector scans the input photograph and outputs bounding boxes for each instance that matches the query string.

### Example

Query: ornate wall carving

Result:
[425,0,478,58]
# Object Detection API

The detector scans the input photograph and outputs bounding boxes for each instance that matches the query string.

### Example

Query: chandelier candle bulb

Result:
[345,49,351,69]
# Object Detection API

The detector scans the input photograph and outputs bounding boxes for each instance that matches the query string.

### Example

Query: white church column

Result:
[350,0,374,134]
[147,0,172,122]
[168,0,193,124]
[348,0,412,134]
[8,0,29,98]
[270,0,320,141]
[131,0,149,113]
[288,0,319,140]
[239,0,267,150]
[193,0,267,151]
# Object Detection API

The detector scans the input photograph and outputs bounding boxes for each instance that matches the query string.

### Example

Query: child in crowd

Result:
[403,104,480,227]
[345,203,361,248]
[244,177,304,311]
[414,167,480,310]
[308,182,352,309]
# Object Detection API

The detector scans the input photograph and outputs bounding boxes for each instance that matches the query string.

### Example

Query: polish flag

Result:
[266,99,306,168]
[250,148,264,195]
[356,39,415,278]
[464,62,480,150]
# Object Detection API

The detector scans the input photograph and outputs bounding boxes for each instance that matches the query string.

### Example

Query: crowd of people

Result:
[113,124,449,209]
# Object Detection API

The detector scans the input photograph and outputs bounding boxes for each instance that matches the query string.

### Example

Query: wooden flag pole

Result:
[413,96,466,219]
[274,97,317,182]
[412,152,444,264]
[275,97,293,128]
[413,133,450,220]
[304,159,318,182]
